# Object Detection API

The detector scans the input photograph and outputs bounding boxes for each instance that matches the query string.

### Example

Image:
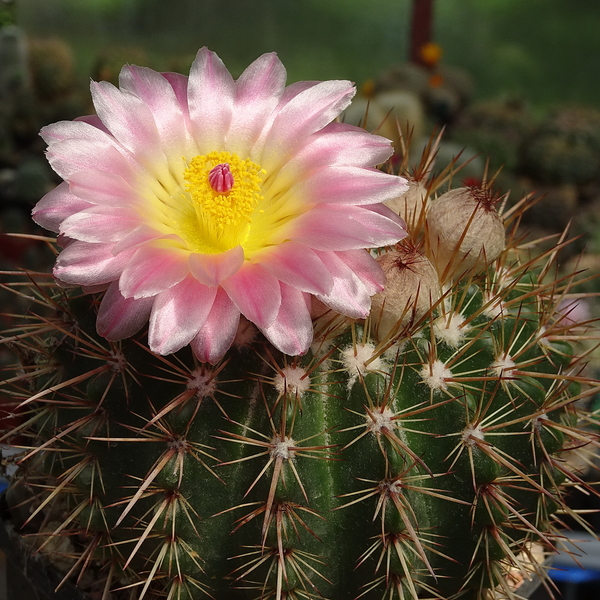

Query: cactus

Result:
[28,37,75,102]
[2,50,600,600]
[2,172,599,600]
[452,99,534,172]
[522,106,600,185]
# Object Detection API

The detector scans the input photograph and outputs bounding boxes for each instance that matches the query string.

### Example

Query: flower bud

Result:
[385,179,429,231]
[426,186,505,280]
[371,243,441,341]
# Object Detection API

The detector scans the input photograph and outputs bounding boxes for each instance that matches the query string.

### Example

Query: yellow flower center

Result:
[179,151,265,253]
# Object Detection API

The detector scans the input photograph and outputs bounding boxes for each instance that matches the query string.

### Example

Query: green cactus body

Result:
[4,230,593,600]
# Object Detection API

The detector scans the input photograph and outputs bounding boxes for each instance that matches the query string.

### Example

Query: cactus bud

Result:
[371,242,441,340]
[426,186,505,280]
[384,179,429,231]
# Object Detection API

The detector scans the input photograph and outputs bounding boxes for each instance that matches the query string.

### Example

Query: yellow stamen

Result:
[180,151,265,253]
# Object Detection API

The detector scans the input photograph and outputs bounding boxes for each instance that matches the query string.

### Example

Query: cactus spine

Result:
[2,159,599,600]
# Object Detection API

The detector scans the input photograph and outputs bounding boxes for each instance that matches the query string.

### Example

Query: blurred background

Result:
[11,0,600,109]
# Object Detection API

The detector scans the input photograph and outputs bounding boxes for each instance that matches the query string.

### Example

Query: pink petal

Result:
[292,204,405,250]
[334,249,385,296]
[68,169,139,207]
[59,206,140,243]
[74,114,111,134]
[56,234,73,248]
[97,281,153,340]
[366,201,407,224]
[187,47,234,154]
[278,81,321,104]
[118,65,192,158]
[148,276,217,355]
[119,244,190,299]
[53,242,134,286]
[278,122,394,176]
[46,138,138,182]
[111,224,167,255]
[32,182,94,233]
[161,72,191,119]
[260,80,355,172]
[292,166,407,207]
[257,241,333,295]
[227,52,286,157]
[91,80,163,165]
[41,118,114,144]
[262,125,397,202]
[188,246,245,286]
[220,263,281,329]
[314,251,372,319]
[260,284,313,355]
[191,287,240,364]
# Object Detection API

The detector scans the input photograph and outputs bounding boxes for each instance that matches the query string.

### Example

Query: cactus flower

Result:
[32,48,408,362]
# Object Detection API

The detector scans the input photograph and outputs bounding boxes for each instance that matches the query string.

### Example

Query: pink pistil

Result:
[208,163,234,193]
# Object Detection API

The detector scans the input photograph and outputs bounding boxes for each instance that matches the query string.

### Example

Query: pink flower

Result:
[33,48,407,363]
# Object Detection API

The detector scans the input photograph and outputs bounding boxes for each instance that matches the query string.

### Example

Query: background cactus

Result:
[27,36,75,103]
[451,99,534,173]
[2,151,599,600]
[521,106,600,186]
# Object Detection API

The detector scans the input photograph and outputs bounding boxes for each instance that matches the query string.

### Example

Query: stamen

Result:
[208,163,234,193]
[181,151,265,252]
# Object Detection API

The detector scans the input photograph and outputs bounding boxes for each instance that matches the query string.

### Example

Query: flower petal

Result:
[46,137,138,182]
[148,276,217,355]
[256,241,333,295]
[32,182,93,233]
[334,249,385,296]
[111,224,167,255]
[260,80,355,172]
[74,114,111,134]
[118,65,191,158]
[59,206,140,243]
[220,263,281,329]
[68,169,139,207]
[315,250,372,319]
[260,284,312,355]
[188,246,244,286]
[41,118,112,144]
[119,244,190,299]
[162,72,191,120]
[54,242,134,286]
[227,52,286,157]
[277,122,394,176]
[191,287,240,364]
[187,47,234,154]
[295,166,407,206]
[292,204,405,250]
[262,126,398,203]
[91,80,163,165]
[97,281,153,340]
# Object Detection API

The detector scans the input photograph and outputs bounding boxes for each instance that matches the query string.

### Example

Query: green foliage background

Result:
[16,0,600,108]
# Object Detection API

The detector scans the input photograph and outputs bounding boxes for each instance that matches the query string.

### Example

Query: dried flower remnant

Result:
[385,178,429,232]
[426,185,505,280]
[371,241,441,340]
